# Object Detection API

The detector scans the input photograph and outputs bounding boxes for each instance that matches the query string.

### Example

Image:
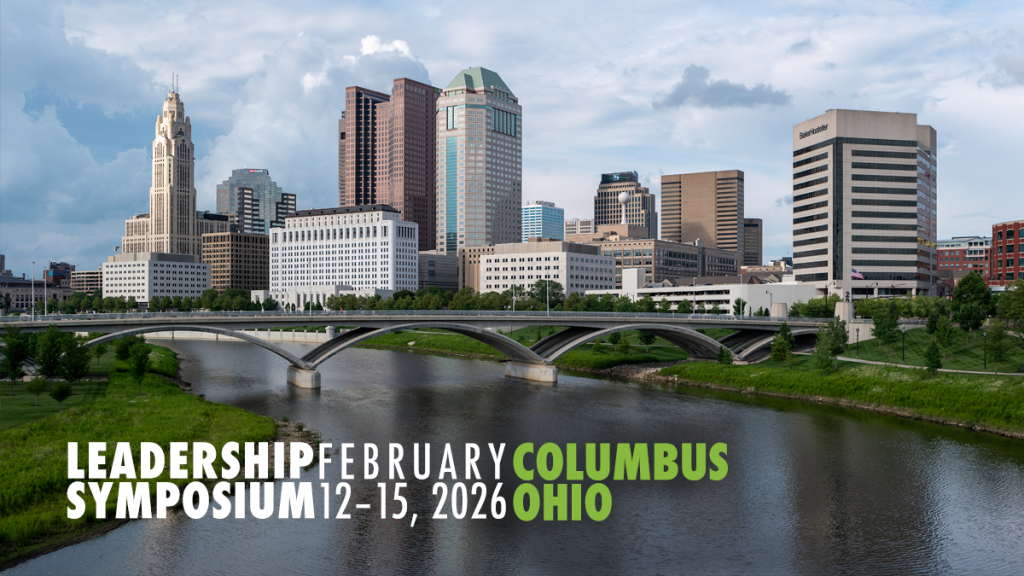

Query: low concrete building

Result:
[478,238,615,295]
[101,252,210,307]
[564,218,596,237]
[418,251,458,292]
[251,285,392,310]
[590,237,740,288]
[589,269,819,314]
[0,275,73,312]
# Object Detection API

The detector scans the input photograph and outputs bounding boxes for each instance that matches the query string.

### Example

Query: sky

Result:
[1,0,1022,277]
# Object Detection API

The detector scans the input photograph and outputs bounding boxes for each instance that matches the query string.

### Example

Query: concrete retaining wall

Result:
[146,330,331,343]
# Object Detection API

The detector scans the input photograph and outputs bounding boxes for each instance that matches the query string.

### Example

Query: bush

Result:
[924,340,942,374]
[718,346,733,365]
[615,336,631,355]
[770,334,793,363]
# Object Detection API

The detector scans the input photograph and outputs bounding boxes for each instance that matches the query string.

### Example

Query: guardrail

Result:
[0,309,890,325]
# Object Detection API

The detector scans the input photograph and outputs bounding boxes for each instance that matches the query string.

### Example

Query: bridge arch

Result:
[735,328,822,360]
[535,324,733,362]
[84,325,312,369]
[302,323,546,367]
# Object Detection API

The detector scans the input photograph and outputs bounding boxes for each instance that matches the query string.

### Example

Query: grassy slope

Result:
[661,356,1024,434]
[0,344,277,567]
[853,328,1024,372]
[357,327,690,369]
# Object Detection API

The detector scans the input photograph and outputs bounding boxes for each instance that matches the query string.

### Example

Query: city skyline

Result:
[2,0,1022,276]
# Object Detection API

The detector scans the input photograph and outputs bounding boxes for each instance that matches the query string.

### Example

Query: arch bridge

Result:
[2,311,835,386]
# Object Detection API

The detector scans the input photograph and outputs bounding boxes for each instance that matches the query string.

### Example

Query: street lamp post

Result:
[856,328,860,357]
[31,261,35,321]
[546,281,550,316]
[901,326,907,362]
[44,265,48,316]
[983,331,988,370]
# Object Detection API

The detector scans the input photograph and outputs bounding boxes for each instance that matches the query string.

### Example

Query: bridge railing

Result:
[0,309,887,325]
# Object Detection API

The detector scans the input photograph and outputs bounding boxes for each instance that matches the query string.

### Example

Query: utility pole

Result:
[546,281,550,316]
[31,261,35,321]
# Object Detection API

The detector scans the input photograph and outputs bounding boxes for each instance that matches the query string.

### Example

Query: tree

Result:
[607,332,622,346]
[952,270,992,317]
[129,342,151,395]
[770,333,793,363]
[262,297,279,311]
[695,302,706,314]
[637,331,657,353]
[926,307,942,334]
[26,379,50,407]
[777,322,796,349]
[933,315,959,360]
[528,280,565,310]
[615,335,631,355]
[93,341,109,367]
[984,320,1015,374]
[709,303,723,315]
[717,346,733,365]
[114,337,134,361]
[998,278,1024,329]
[732,298,747,317]
[956,301,986,345]
[924,340,942,374]
[60,337,92,385]
[677,300,693,314]
[35,325,68,380]
[871,299,900,353]
[2,325,31,395]
[49,381,72,412]
[657,298,672,313]
[812,330,834,375]
[822,316,849,369]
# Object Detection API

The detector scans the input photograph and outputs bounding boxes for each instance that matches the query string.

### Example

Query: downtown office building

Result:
[521,200,565,241]
[215,169,296,235]
[436,67,523,254]
[593,171,657,239]
[792,109,938,298]
[339,79,440,251]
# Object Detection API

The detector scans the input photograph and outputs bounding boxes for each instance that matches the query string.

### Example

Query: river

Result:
[11,340,1024,575]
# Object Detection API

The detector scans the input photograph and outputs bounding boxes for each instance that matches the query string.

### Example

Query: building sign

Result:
[601,171,639,184]
[799,124,828,139]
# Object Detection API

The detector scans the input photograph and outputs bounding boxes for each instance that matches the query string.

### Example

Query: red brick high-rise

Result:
[990,219,1023,287]
[338,79,439,251]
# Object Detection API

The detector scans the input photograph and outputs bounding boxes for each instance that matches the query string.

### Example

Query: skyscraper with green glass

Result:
[435,67,522,254]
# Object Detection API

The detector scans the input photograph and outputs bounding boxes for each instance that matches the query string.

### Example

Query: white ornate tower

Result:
[123,86,218,255]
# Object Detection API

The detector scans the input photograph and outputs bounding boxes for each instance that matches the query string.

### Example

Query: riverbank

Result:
[644,357,1024,441]
[0,344,279,570]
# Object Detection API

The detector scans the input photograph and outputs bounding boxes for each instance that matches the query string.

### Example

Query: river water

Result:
[11,340,1024,575]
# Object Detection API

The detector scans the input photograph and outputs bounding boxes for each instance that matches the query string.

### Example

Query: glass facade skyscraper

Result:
[521,201,564,241]
[215,168,296,235]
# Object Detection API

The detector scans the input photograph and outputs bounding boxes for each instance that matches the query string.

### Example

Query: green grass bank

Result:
[851,328,1024,372]
[356,326,693,369]
[659,356,1024,438]
[0,344,277,569]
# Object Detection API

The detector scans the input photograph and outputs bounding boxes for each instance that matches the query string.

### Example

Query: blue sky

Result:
[2,0,1022,277]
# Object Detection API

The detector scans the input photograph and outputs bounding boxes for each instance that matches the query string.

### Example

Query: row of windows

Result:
[794,212,828,225]
[793,248,828,259]
[851,211,917,219]
[794,200,828,213]
[851,162,917,171]
[851,174,917,183]
[795,224,829,236]
[851,186,917,195]
[851,259,918,267]
[851,223,918,231]
[793,137,916,158]
[795,273,828,281]
[996,230,1018,240]
[852,248,919,255]
[793,165,828,179]
[995,259,1024,268]
[851,150,917,159]
[852,235,917,243]
[851,198,918,207]
[794,176,828,190]
[793,152,828,168]
[793,188,828,203]
[794,236,828,247]
[793,260,828,269]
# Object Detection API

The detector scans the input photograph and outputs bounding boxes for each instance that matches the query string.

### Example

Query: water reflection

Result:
[10,340,1024,575]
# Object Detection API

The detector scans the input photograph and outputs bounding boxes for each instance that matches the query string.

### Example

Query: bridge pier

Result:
[287,366,321,389]
[505,361,558,385]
